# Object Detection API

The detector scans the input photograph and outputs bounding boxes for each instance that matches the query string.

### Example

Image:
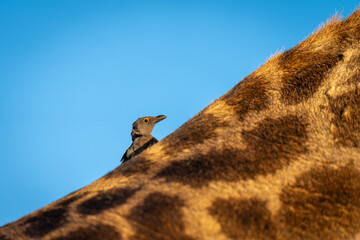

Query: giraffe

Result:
[1,8,360,240]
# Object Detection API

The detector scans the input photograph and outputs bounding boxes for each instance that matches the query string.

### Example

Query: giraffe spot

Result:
[51,223,122,240]
[328,87,360,147]
[156,115,308,188]
[241,115,308,165]
[120,158,152,177]
[223,74,269,121]
[209,197,276,240]
[23,207,68,238]
[163,113,229,155]
[0,235,11,240]
[77,187,139,215]
[279,47,344,105]
[278,163,360,240]
[128,192,195,240]
[104,157,152,179]
[55,192,87,208]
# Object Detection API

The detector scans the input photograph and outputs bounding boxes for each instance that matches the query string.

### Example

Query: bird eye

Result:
[144,118,149,123]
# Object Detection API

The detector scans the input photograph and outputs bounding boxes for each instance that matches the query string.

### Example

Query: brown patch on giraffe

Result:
[22,207,69,238]
[241,115,308,165]
[278,163,360,240]
[156,115,308,188]
[209,197,276,240]
[77,187,140,215]
[51,223,122,240]
[105,157,153,179]
[163,113,229,155]
[328,87,360,147]
[279,47,344,105]
[223,74,270,121]
[0,235,11,240]
[55,192,87,208]
[119,157,153,177]
[128,192,195,240]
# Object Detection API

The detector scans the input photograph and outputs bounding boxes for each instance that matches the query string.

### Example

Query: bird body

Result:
[121,115,166,163]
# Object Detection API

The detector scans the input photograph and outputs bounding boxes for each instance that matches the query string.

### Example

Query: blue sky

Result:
[0,0,358,226]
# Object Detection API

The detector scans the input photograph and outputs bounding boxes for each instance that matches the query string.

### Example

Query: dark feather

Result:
[121,150,129,163]
[120,137,158,163]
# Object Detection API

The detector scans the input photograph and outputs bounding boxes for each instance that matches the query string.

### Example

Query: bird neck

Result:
[132,134,153,142]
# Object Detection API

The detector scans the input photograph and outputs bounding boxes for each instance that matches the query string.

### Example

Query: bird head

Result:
[131,115,167,138]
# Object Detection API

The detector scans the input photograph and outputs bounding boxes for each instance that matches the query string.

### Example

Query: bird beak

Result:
[154,115,167,123]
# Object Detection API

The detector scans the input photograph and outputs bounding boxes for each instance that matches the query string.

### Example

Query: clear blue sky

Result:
[0,0,358,226]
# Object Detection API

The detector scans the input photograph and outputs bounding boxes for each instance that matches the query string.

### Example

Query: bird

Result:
[121,115,167,163]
